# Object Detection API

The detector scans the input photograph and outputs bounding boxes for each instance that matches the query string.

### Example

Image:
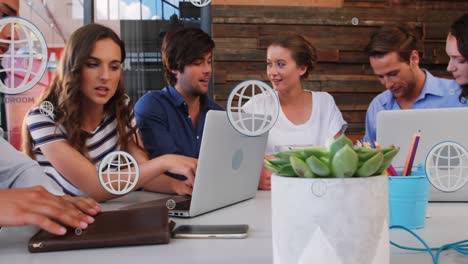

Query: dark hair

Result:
[161,27,215,86]
[365,24,422,63]
[268,34,317,80]
[23,23,137,158]
[450,14,468,101]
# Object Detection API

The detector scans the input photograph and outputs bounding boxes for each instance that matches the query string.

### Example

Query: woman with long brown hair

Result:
[22,24,196,201]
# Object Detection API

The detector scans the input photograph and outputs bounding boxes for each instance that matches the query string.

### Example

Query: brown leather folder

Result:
[28,206,171,253]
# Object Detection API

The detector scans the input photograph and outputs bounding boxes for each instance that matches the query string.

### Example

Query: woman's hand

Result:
[258,165,272,190]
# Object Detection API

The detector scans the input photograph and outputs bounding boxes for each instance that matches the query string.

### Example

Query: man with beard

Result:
[135,27,222,196]
[364,25,466,144]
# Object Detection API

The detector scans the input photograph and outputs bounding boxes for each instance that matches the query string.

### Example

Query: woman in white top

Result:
[246,34,346,190]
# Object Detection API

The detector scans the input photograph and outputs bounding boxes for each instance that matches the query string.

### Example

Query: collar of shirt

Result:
[166,86,212,113]
[81,113,112,138]
[382,69,445,109]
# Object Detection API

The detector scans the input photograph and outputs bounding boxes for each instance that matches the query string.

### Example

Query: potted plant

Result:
[266,135,399,264]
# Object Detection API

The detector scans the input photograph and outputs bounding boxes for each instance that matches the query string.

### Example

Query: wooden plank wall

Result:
[211,0,468,138]
[211,0,342,7]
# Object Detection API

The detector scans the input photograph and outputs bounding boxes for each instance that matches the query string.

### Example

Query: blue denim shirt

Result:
[134,86,222,179]
[364,70,467,144]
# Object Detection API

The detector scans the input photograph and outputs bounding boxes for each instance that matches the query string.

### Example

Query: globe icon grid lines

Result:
[0,67,40,75]
[0,17,48,95]
[231,84,268,133]
[39,101,54,118]
[237,83,256,134]
[15,23,35,90]
[247,83,270,134]
[425,141,468,192]
[428,147,464,189]
[429,148,467,190]
[239,82,275,134]
[104,154,134,192]
[232,82,249,133]
[3,23,17,88]
[98,151,140,195]
[190,0,211,7]
[227,80,279,137]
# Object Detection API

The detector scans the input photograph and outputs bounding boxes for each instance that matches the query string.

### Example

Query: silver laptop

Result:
[377,107,468,202]
[166,110,268,217]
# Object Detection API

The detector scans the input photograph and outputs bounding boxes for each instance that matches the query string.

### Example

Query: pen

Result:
[402,130,421,176]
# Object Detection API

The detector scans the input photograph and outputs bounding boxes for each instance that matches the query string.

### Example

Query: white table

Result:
[1,191,467,263]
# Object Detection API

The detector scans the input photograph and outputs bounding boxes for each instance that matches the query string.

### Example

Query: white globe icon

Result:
[39,101,54,118]
[425,142,468,192]
[0,17,48,95]
[227,80,279,137]
[98,151,140,195]
[190,0,211,7]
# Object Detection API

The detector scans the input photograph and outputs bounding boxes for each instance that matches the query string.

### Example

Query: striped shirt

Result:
[26,107,121,196]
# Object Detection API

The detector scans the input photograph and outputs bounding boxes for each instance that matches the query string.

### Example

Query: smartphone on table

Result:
[172,224,249,239]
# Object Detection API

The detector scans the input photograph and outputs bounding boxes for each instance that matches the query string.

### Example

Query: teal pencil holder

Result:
[388,164,430,229]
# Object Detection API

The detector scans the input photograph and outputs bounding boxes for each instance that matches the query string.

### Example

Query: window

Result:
[94,0,205,101]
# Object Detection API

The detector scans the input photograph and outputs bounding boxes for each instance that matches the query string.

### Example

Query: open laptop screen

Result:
[377,107,468,201]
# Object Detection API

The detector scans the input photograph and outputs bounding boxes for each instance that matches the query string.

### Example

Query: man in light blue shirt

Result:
[364,25,466,143]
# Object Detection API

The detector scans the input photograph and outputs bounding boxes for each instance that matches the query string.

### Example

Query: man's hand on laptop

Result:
[161,154,197,186]
[171,178,193,195]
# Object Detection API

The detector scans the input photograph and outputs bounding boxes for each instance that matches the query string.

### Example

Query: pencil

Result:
[387,164,398,176]
[402,130,421,176]
[385,168,391,176]
[374,141,381,149]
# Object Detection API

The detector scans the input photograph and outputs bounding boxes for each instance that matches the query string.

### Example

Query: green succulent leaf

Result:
[356,152,384,177]
[273,149,306,160]
[303,146,329,159]
[331,145,358,177]
[376,147,400,175]
[306,155,331,177]
[328,134,354,160]
[264,159,281,173]
[278,164,297,177]
[268,159,290,167]
[356,148,381,161]
[290,156,314,178]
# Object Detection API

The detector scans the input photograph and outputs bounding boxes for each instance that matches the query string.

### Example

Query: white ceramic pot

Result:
[271,174,389,264]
